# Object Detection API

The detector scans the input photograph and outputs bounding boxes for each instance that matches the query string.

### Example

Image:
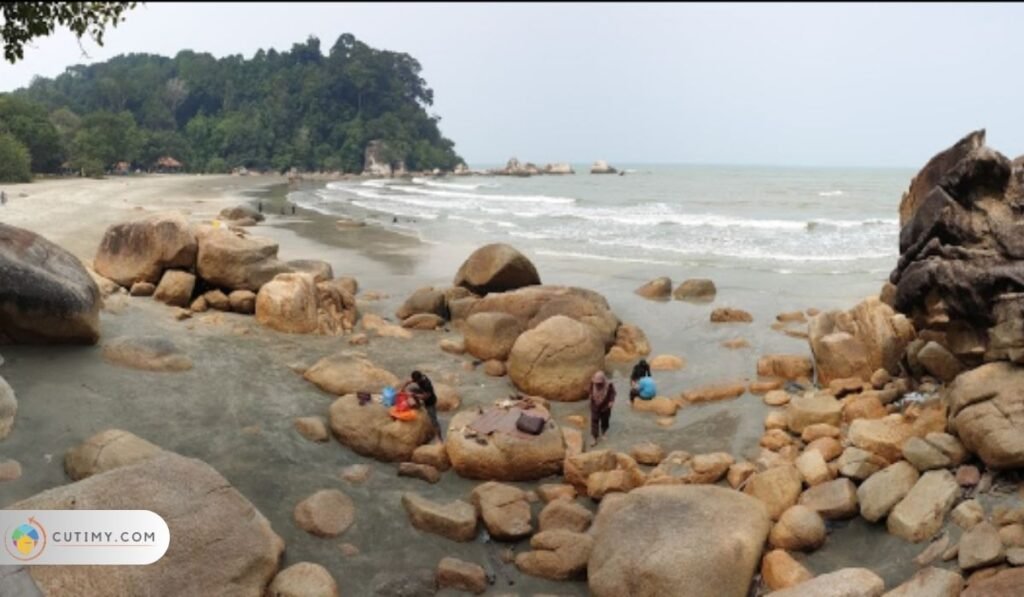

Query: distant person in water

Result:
[0,190,6,205]
[257,200,263,213]
[392,216,398,223]
[401,370,443,443]
[629,359,654,403]
[589,371,615,446]
[291,204,296,214]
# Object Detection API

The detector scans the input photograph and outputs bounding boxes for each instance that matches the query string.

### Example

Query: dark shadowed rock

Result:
[0,223,101,344]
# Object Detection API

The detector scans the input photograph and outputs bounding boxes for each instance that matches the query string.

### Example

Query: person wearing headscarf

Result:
[589,370,616,445]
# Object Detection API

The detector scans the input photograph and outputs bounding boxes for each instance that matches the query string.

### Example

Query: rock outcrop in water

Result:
[890,129,1024,370]
[0,222,101,344]
[590,160,617,174]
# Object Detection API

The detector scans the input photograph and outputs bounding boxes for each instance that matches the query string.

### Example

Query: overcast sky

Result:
[2,3,1022,167]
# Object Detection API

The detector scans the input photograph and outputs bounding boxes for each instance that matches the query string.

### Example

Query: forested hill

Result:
[0,34,463,179]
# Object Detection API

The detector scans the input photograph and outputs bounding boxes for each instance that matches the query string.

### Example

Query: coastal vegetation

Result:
[0,34,462,180]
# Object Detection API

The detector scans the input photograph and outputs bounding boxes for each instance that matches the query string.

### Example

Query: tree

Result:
[1,3,138,63]
[0,95,62,172]
[0,133,31,182]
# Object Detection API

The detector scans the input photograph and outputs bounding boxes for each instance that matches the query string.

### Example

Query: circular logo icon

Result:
[6,519,46,561]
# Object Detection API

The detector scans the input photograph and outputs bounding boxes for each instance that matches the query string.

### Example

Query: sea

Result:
[294,164,910,280]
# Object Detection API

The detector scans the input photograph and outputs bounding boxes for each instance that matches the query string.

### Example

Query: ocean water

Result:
[297,164,912,278]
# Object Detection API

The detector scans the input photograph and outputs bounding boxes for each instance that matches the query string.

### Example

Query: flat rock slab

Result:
[101,336,193,372]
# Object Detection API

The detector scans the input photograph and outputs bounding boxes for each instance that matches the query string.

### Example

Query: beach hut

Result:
[156,156,183,173]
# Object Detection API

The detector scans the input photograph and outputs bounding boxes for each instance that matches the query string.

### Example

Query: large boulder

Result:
[454,285,620,347]
[445,410,564,481]
[195,225,291,291]
[0,223,101,344]
[255,273,319,334]
[219,204,265,224]
[396,286,446,321]
[808,297,916,385]
[635,277,672,300]
[947,362,1024,469]
[507,315,605,401]
[303,353,399,395]
[588,485,771,597]
[285,259,333,283]
[8,452,283,596]
[453,243,540,295]
[744,464,803,521]
[889,131,1024,369]
[94,212,197,286]
[328,395,434,462]
[462,312,523,361]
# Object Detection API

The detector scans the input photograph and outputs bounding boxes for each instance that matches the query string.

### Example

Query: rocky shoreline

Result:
[2,131,1024,596]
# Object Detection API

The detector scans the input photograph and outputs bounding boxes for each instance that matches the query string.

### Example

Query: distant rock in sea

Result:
[590,160,617,174]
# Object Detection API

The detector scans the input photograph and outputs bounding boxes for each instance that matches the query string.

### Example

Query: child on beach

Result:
[400,370,444,443]
[629,359,653,403]
[589,371,616,446]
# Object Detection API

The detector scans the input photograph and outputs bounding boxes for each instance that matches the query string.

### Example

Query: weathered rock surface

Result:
[959,521,1004,571]
[766,568,884,597]
[769,505,827,552]
[798,478,859,520]
[293,489,355,537]
[711,307,753,323]
[471,482,532,540]
[152,269,195,307]
[635,277,672,300]
[462,311,523,361]
[0,375,15,440]
[887,470,959,542]
[195,226,291,291]
[538,499,592,533]
[881,566,962,597]
[857,461,919,523]
[745,464,803,521]
[453,243,540,295]
[94,212,197,286]
[328,395,434,462]
[436,557,486,595]
[64,429,163,480]
[101,336,193,372]
[808,297,915,385]
[267,562,338,597]
[10,452,283,596]
[961,567,1024,597]
[516,530,593,581]
[401,493,477,542]
[0,223,101,344]
[588,485,771,597]
[673,279,717,302]
[947,362,1024,469]
[762,549,813,591]
[304,353,399,395]
[507,315,605,401]
[445,410,564,481]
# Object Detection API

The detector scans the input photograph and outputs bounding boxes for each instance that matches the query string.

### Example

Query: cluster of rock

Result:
[392,243,651,402]
[635,276,717,302]
[91,211,358,336]
[486,158,575,177]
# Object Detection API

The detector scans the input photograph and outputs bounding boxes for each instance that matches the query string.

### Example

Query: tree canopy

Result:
[0,33,463,178]
[1,3,138,63]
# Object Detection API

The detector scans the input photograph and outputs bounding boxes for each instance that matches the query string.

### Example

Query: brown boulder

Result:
[673,278,717,302]
[516,529,593,581]
[436,557,487,595]
[203,289,230,311]
[762,549,813,591]
[446,410,565,481]
[267,562,338,597]
[396,286,446,320]
[463,311,523,361]
[453,243,540,295]
[798,478,859,520]
[401,492,477,542]
[130,281,155,296]
[769,505,826,551]
[588,485,770,597]
[64,429,163,480]
[471,481,533,540]
[636,277,672,300]
[152,269,196,307]
[947,362,1024,469]
[101,336,193,372]
[744,464,803,521]
[195,225,291,291]
[711,307,753,323]
[766,568,884,597]
[397,462,441,484]
[94,211,197,286]
[808,297,915,385]
[538,499,593,532]
[10,452,283,596]
[228,289,257,314]
[256,273,319,333]
[507,315,605,401]
[285,259,333,283]
[293,489,355,537]
[304,353,399,395]
[758,354,813,381]
[328,394,434,462]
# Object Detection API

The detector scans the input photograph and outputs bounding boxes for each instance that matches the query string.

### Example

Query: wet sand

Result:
[0,175,938,592]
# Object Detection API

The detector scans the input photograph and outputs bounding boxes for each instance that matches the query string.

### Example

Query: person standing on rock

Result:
[401,370,443,443]
[589,371,616,446]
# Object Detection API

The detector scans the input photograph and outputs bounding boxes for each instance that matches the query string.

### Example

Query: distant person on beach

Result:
[629,359,654,404]
[589,371,616,446]
[1,190,6,205]
[401,370,443,443]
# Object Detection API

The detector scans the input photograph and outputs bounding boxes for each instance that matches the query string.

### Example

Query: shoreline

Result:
[0,172,946,592]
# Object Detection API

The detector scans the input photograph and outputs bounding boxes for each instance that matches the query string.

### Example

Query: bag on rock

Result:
[516,413,545,435]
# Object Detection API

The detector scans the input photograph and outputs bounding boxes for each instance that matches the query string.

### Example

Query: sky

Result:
[2,2,1023,168]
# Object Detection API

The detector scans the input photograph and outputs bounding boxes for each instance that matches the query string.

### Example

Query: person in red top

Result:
[589,370,615,446]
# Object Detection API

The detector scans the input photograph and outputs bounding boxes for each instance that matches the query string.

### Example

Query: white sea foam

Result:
[818,190,845,197]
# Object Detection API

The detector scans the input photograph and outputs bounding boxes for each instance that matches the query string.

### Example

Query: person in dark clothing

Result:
[401,370,443,442]
[589,370,615,446]
[629,359,652,403]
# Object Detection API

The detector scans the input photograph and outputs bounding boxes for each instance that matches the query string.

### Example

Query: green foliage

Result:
[205,157,227,174]
[0,133,32,182]
[0,96,63,172]
[1,2,138,63]
[6,33,462,175]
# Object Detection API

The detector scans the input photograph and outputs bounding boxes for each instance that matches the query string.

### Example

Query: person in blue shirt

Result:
[629,359,656,403]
